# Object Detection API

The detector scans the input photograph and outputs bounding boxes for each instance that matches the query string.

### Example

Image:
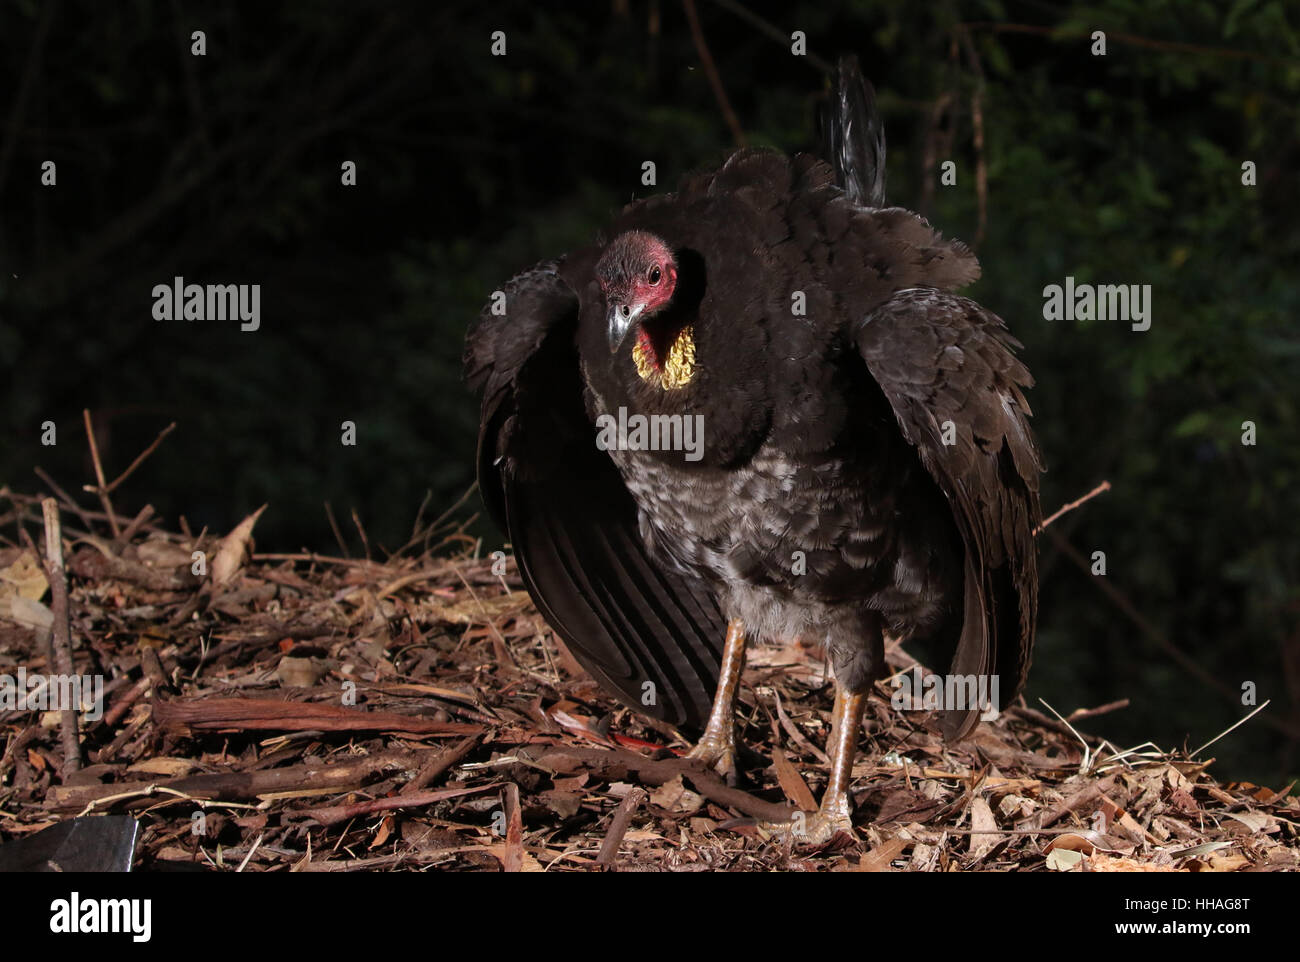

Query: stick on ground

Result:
[40,498,82,778]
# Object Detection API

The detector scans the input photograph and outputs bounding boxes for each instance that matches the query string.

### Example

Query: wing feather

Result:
[466,262,727,731]
[855,288,1042,738]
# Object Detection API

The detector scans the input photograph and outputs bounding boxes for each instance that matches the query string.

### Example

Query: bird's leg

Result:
[762,684,866,844]
[685,618,746,784]
[817,684,866,831]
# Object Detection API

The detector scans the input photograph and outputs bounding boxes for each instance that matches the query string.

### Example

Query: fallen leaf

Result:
[855,836,908,871]
[128,757,200,777]
[968,796,1002,861]
[369,815,394,849]
[771,748,817,811]
[1226,811,1278,834]
[0,594,53,630]
[210,505,267,589]
[650,775,704,815]
[1046,847,1085,871]
[0,551,47,600]
[276,655,329,688]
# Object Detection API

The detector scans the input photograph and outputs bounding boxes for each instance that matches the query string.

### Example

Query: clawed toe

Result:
[685,739,738,786]
[758,810,856,846]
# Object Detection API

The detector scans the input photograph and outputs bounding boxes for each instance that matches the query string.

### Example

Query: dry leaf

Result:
[968,796,1002,860]
[1046,847,1085,871]
[370,815,394,849]
[650,775,705,815]
[210,504,267,589]
[0,594,53,630]
[128,757,200,777]
[276,655,329,688]
[771,747,817,811]
[1226,811,1278,834]
[856,836,908,872]
[0,551,48,600]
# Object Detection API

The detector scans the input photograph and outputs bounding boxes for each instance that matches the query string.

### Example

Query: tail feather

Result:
[820,55,887,207]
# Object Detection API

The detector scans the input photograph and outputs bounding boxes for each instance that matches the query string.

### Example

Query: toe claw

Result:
[759,810,856,846]
[685,742,738,785]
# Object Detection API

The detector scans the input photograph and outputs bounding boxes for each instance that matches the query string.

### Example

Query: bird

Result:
[466,57,1042,842]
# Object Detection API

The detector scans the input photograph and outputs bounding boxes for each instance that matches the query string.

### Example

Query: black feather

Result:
[467,78,1041,747]
[819,55,887,207]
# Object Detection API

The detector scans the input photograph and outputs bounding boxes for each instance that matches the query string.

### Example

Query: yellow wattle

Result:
[633,325,696,390]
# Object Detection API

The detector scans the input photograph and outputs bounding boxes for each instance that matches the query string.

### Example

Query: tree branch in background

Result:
[958,21,1289,65]
[1045,526,1300,743]
[1036,480,1111,534]
[956,26,988,246]
[0,0,58,200]
[706,0,833,75]
[683,0,747,147]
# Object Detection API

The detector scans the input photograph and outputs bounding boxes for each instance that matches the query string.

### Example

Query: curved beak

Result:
[607,302,645,353]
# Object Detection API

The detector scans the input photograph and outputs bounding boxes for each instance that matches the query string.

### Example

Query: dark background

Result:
[2,1,1296,784]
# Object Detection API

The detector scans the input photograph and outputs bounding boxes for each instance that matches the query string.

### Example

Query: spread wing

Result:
[854,288,1042,738]
[466,261,727,731]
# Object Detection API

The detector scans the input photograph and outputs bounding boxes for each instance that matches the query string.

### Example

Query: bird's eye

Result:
[648,265,662,285]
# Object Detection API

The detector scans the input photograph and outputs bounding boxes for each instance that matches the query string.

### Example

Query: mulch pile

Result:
[1,487,1296,872]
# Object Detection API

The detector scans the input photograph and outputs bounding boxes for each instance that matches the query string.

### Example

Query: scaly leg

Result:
[762,684,866,844]
[685,618,746,784]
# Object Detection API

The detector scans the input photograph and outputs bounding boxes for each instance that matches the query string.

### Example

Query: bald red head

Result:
[596,231,678,352]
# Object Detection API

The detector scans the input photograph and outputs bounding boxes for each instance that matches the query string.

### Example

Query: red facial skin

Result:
[598,232,678,369]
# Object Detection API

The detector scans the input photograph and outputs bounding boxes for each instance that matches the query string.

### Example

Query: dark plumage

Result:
[467,60,1041,839]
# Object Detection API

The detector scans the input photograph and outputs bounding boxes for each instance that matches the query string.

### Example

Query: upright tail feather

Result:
[819,55,886,207]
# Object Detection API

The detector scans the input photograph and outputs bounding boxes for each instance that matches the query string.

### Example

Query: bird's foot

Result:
[758,808,856,846]
[685,732,738,786]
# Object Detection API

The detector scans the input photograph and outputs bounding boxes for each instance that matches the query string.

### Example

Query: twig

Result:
[118,504,156,543]
[235,832,264,872]
[31,467,97,530]
[596,787,646,869]
[682,0,746,147]
[99,676,152,730]
[301,784,494,828]
[451,562,517,668]
[1038,698,1094,773]
[705,0,832,74]
[917,91,953,219]
[503,782,524,872]
[399,734,481,795]
[407,488,434,545]
[40,498,82,778]
[350,507,372,561]
[323,501,350,559]
[958,20,1289,66]
[251,551,376,567]
[398,482,477,558]
[1035,480,1111,534]
[1190,700,1272,758]
[1067,699,1130,724]
[104,421,175,494]
[81,409,120,537]
[1044,527,1300,742]
[956,27,988,246]
[535,746,792,822]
